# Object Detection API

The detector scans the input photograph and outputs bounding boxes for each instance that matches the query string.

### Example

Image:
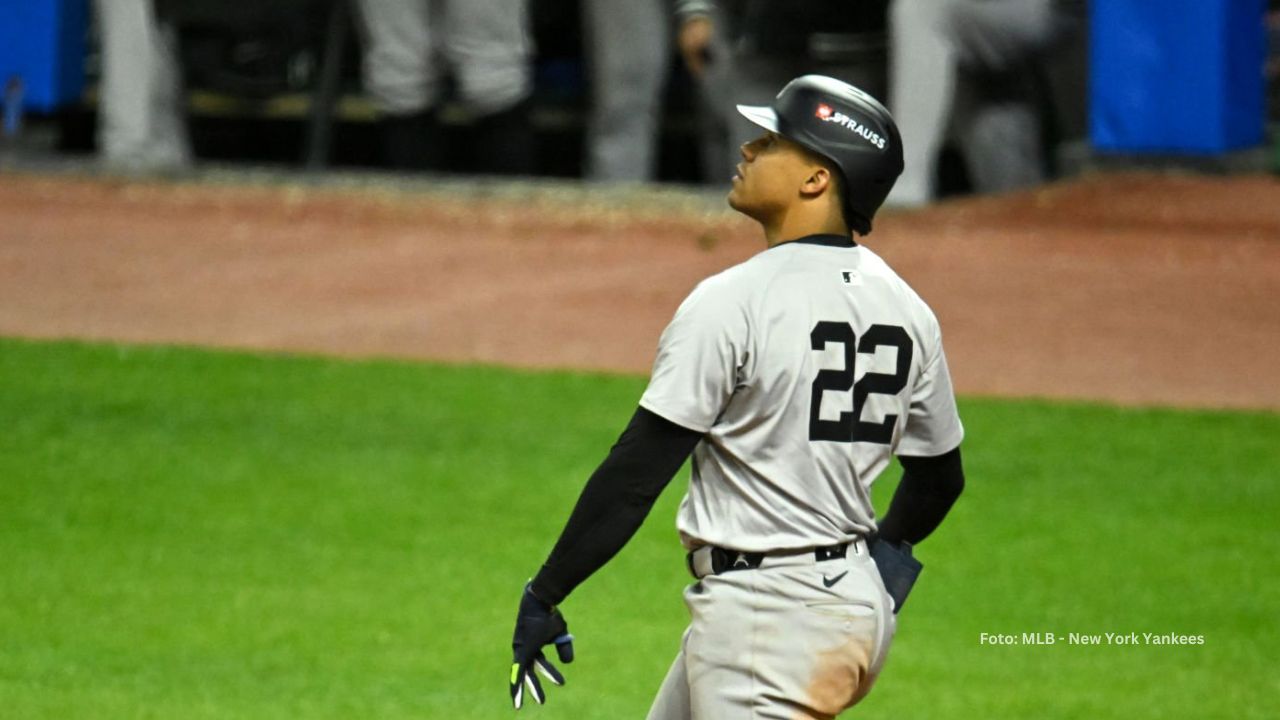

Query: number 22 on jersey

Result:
[808,321,913,444]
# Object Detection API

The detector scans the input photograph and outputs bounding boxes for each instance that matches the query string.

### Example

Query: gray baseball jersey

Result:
[639,236,964,553]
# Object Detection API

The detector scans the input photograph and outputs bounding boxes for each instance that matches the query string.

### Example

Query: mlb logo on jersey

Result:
[840,269,863,286]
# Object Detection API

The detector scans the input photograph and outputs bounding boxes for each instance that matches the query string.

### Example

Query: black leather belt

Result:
[686,542,850,579]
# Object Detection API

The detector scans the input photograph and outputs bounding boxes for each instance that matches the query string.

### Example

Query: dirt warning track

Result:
[1,170,1277,410]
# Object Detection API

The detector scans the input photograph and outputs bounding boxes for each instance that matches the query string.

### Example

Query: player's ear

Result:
[799,165,833,200]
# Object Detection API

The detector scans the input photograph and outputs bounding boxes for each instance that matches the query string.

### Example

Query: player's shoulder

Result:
[669,249,799,334]
[669,259,758,328]
[859,246,938,317]
[684,250,779,304]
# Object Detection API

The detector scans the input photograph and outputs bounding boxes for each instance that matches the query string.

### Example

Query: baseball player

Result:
[509,75,966,719]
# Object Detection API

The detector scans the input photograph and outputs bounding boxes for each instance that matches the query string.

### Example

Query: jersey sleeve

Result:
[896,331,964,457]
[639,278,749,433]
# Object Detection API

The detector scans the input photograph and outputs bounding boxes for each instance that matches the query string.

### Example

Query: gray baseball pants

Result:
[582,0,671,182]
[647,539,895,719]
[354,0,532,117]
[93,0,191,171]
[888,0,1073,206]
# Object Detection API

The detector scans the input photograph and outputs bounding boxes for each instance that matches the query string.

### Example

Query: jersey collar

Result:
[771,234,858,250]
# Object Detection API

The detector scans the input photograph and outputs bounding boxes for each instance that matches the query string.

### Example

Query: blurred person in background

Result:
[582,0,673,183]
[886,0,1086,206]
[676,0,1083,199]
[93,0,192,173]
[674,0,889,183]
[354,0,535,175]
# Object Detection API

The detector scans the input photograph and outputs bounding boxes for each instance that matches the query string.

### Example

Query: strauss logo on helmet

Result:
[813,102,886,150]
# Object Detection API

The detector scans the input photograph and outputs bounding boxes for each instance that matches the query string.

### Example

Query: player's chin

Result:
[727,184,747,212]
[727,189,762,220]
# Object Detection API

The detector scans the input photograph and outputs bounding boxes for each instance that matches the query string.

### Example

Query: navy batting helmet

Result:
[737,75,904,235]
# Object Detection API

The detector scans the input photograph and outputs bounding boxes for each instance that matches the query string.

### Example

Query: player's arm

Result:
[866,446,964,614]
[508,406,702,709]
[509,274,741,707]
[876,446,965,546]
[531,406,701,603]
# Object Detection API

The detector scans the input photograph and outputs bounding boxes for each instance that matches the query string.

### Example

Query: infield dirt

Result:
[1,170,1277,410]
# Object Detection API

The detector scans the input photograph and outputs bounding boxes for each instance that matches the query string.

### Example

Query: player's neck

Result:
[762,207,851,247]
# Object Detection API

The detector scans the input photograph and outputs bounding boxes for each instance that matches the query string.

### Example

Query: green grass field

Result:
[1,338,1276,719]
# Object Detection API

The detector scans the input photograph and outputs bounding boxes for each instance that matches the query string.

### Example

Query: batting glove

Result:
[510,584,574,709]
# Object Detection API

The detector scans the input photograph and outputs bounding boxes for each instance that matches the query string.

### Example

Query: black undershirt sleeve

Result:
[876,446,966,546]
[529,406,703,606]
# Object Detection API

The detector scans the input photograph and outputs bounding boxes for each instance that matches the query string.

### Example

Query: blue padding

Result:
[0,0,89,113]
[1090,0,1266,154]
